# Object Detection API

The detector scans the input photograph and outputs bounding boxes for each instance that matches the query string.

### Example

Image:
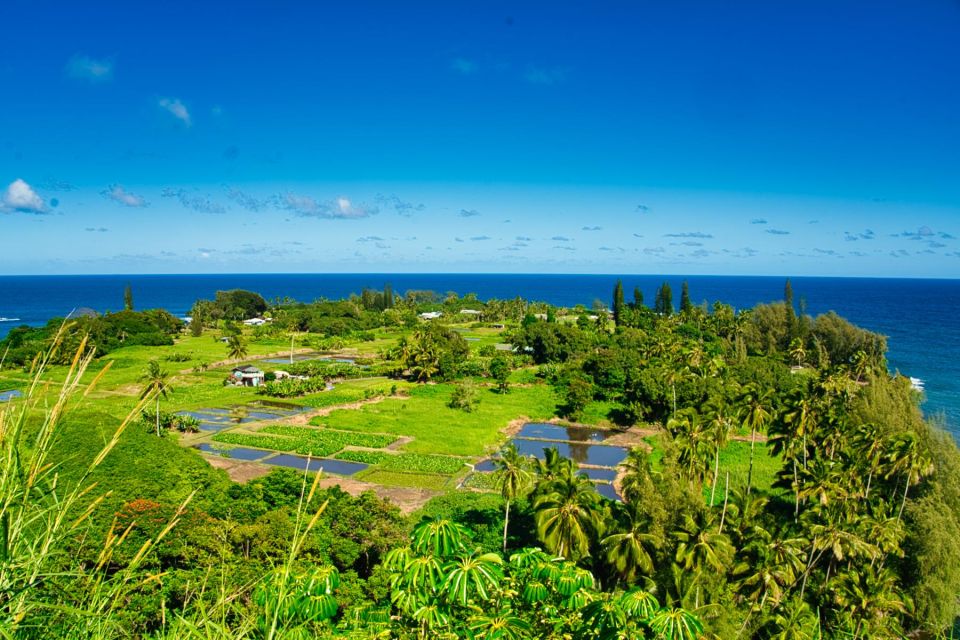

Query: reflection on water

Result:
[0,389,24,402]
[513,438,628,468]
[177,400,307,431]
[595,483,620,501]
[194,443,270,461]
[264,454,367,476]
[516,423,613,443]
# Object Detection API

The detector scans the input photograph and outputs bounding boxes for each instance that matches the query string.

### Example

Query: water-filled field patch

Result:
[264,454,368,476]
[595,483,620,501]
[0,389,24,402]
[193,443,271,461]
[512,438,628,468]
[515,422,615,443]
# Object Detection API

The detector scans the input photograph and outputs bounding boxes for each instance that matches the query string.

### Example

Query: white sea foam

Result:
[909,376,925,392]
[0,317,20,322]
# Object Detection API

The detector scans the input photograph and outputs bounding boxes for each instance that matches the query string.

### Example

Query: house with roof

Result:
[230,365,265,387]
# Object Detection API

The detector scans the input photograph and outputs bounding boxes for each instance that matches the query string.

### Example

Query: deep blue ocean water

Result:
[1,273,957,436]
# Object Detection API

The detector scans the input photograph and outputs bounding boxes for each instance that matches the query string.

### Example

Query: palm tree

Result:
[227,334,248,361]
[493,444,533,553]
[667,409,711,486]
[740,384,774,494]
[831,565,907,639]
[788,338,807,368]
[139,359,172,436]
[618,447,656,504]
[673,513,734,608]
[601,500,658,585]
[703,397,737,506]
[883,431,934,522]
[534,473,603,562]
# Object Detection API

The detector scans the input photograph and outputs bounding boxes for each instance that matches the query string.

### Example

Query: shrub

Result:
[448,380,480,412]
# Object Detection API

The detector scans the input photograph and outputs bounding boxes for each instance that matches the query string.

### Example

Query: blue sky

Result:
[1,1,959,277]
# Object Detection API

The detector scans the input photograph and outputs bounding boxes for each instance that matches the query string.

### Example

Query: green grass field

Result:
[312,383,559,457]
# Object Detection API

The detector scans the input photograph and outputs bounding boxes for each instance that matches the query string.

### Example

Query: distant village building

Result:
[243,317,269,326]
[230,365,265,387]
[419,311,443,320]
[459,309,482,316]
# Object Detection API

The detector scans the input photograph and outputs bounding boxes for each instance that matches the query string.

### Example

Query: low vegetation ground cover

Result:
[313,382,559,456]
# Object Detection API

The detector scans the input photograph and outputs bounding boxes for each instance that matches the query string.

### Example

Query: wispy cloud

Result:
[66,55,113,82]
[2,179,48,214]
[582,226,601,231]
[766,229,790,235]
[375,194,425,216]
[635,204,650,213]
[632,233,644,238]
[844,229,875,241]
[282,194,377,219]
[161,188,225,214]
[470,235,491,241]
[664,232,713,239]
[516,236,532,242]
[158,97,191,126]
[84,227,109,232]
[226,187,271,212]
[525,65,568,85]
[750,218,767,225]
[460,209,481,217]
[356,236,384,243]
[102,184,147,207]
[450,57,478,75]
[551,235,572,242]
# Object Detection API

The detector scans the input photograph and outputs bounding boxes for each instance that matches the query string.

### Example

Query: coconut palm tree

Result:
[601,500,658,585]
[227,334,248,361]
[618,447,657,504]
[703,397,738,506]
[139,359,172,436]
[667,409,711,486]
[493,444,533,553]
[883,431,934,522]
[739,384,774,494]
[534,473,603,562]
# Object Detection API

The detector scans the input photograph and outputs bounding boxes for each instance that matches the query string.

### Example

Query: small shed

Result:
[231,365,265,387]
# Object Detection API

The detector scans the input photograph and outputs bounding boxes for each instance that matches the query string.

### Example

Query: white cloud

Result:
[102,184,147,207]
[66,55,113,82]
[2,179,48,214]
[159,97,191,126]
[282,193,376,219]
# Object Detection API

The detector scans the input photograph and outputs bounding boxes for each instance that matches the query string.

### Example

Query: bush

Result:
[448,380,480,412]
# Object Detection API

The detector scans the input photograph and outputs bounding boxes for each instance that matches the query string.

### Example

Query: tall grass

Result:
[0,331,334,639]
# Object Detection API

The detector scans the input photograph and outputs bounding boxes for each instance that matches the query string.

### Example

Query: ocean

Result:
[1,273,957,435]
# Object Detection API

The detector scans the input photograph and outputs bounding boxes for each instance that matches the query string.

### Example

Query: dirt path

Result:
[202,455,438,514]
[177,348,315,374]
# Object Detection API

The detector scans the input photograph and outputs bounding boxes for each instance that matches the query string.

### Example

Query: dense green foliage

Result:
[3,280,959,638]
[0,308,182,365]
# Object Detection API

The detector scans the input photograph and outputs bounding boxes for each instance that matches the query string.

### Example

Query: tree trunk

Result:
[719,472,730,534]
[897,479,910,523]
[156,393,160,437]
[502,499,511,553]
[710,446,720,506]
[793,460,799,519]
[747,425,756,494]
